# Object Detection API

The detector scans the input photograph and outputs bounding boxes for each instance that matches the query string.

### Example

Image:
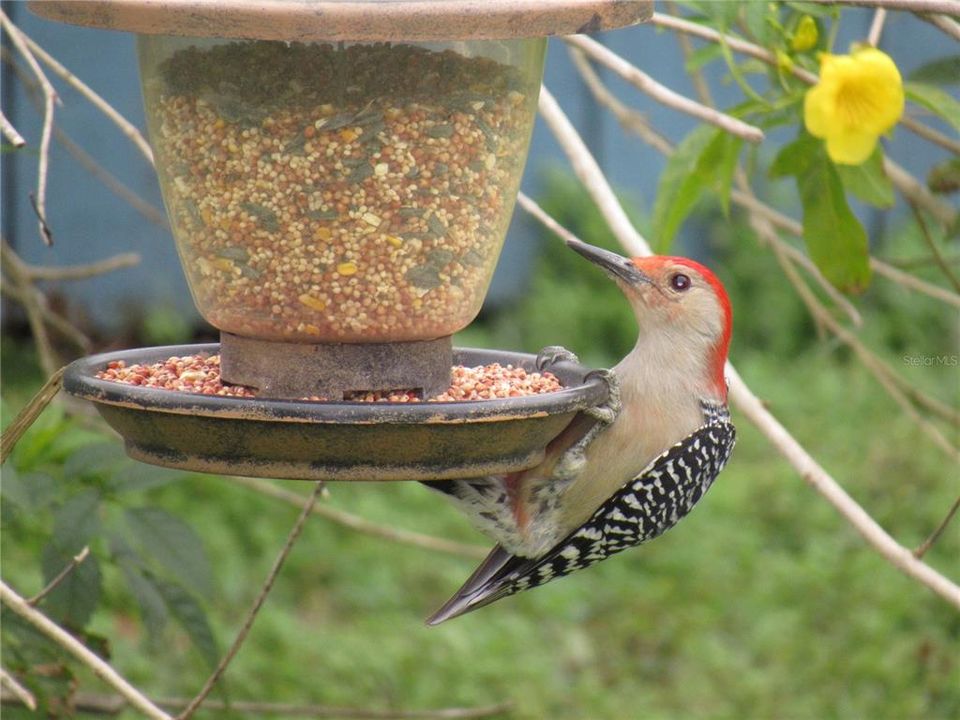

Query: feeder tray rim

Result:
[29,0,653,41]
[63,344,609,425]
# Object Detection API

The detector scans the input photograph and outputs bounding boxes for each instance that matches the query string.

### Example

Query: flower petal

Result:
[804,83,833,139]
[825,127,878,165]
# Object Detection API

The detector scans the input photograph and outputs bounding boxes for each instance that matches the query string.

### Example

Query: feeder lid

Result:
[30,0,652,41]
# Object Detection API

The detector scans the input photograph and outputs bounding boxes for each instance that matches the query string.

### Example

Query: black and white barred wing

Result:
[426,418,736,625]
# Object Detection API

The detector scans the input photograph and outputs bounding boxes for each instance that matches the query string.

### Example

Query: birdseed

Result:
[97,355,563,402]
[145,41,538,343]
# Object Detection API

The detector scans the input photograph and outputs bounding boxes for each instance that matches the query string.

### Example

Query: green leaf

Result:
[769,135,815,178]
[908,56,960,87]
[40,545,102,629]
[50,489,102,554]
[652,126,716,253]
[928,157,960,195]
[111,535,169,640]
[797,144,872,293]
[697,131,743,216]
[151,575,220,671]
[109,463,187,494]
[125,507,214,598]
[685,43,723,73]
[905,82,960,133]
[63,442,127,481]
[836,147,894,208]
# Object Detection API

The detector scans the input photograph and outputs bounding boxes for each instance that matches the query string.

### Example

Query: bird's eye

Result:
[670,273,692,292]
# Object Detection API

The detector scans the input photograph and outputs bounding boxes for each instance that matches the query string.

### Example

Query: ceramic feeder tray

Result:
[63,344,609,481]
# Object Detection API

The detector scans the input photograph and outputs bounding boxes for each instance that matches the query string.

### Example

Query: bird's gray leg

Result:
[536,345,580,371]
[551,368,621,482]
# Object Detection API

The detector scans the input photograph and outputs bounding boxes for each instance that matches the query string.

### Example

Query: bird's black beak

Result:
[566,238,653,287]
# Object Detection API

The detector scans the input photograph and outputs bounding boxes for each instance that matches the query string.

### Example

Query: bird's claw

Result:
[536,345,579,372]
[584,368,621,426]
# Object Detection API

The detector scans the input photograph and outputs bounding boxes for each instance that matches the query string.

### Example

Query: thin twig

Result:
[0,669,36,712]
[920,12,960,42]
[568,47,673,155]
[0,239,59,375]
[884,253,960,270]
[564,35,764,144]
[808,0,960,12]
[0,580,173,720]
[870,257,960,308]
[0,690,513,719]
[908,200,960,293]
[914,495,960,559]
[885,158,957,228]
[0,109,25,147]
[0,365,64,464]
[177,482,325,720]
[868,8,889,45]
[22,32,154,164]
[230,477,488,560]
[0,282,93,352]
[538,86,647,256]
[537,84,960,611]
[0,10,56,245]
[26,253,142,282]
[27,547,91,606]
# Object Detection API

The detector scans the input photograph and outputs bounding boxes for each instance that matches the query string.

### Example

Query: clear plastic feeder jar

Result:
[139,36,545,343]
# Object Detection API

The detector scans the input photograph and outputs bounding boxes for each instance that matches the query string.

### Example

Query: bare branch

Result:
[807,0,960,12]
[177,482,325,720]
[0,580,173,720]
[0,10,56,245]
[0,364,64,464]
[0,669,36,712]
[869,258,960,308]
[914,495,960,559]
[1,690,513,719]
[22,32,154,164]
[25,253,142,282]
[0,109,25,147]
[920,12,960,41]
[538,84,960,611]
[28,547,91,606]
[564,35,764,144]
[0,282,93,352]
[1,239,60,375]
[908,200,960,293]
[230,477,488,560]
[868,8,889,45]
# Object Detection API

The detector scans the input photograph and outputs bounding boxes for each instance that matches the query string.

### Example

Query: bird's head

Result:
[567,238,732,400]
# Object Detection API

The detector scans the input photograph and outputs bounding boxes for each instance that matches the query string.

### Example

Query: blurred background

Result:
[2,2,958,718]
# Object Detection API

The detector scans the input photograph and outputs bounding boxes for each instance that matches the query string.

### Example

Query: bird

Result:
[424,238,736,625]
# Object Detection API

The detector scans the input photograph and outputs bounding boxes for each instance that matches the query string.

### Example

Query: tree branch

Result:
[28,546,91,606]
[564,35,764,143]
[177,482,325,720]
[229,477,489,560]
[0,109,25,147]
[0,580,173,720]
[0,10,56,245]
[914,495,960,559]
[0,364,63,466]
[0,669,36,712]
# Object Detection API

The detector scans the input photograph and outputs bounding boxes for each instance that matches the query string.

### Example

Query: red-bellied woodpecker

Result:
[425,238,735,625]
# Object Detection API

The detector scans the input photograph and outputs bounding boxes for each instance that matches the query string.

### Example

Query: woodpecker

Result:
[425,238,735,625]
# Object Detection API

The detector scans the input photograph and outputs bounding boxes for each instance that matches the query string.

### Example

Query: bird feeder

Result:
[37,0,652,480]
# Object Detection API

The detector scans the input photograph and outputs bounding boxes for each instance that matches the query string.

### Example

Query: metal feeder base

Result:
[63,344,609,482]
[219,332,453,399]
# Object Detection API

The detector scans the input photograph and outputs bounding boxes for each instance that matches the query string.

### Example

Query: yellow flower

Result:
[804,47,904,165]
[791,16,819,53]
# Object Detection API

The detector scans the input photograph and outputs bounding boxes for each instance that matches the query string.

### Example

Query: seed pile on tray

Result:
[97,355,563,402]
[148,41,536,342]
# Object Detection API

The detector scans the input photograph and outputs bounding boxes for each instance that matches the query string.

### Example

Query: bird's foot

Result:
[536,345,579,372]
[584,368,621,426]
